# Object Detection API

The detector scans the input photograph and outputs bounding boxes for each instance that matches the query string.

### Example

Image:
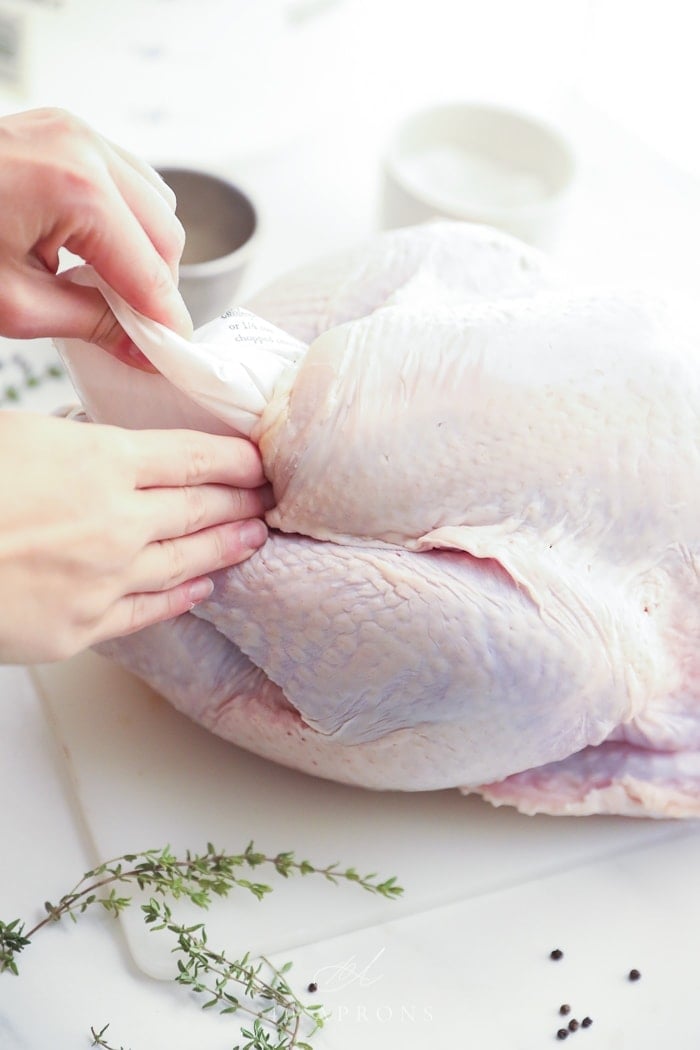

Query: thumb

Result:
[55,276,160,371]
[0,267,155,368]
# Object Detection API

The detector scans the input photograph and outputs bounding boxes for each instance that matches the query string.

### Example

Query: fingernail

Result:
[169,286,194,339]
[239,519,268,551]
[188,576,214,607]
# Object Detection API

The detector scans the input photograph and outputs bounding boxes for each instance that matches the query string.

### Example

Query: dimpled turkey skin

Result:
[98,221,700,817]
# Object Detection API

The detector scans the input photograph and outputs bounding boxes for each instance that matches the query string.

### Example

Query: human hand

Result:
[0,107,191,368]
[0,412,271,664]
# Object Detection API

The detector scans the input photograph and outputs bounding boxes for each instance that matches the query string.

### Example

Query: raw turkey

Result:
[57,221,700,818]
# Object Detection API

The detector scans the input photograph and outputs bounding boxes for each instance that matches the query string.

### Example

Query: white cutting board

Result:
[33,652,687,981]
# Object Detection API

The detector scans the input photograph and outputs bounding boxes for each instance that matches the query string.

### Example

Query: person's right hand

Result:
[0,107,191,369]
[0,412,271,665]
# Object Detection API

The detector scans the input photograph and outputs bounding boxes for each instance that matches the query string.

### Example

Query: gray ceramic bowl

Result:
[158,167,258,327]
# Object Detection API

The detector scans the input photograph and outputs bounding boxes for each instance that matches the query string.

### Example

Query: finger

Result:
[104,138,178,212]
[62,180,192,336]
[36,150,184,282]
[78,294,159,371]
[144,482,273,543]
[130,518,268,593]
[94,574,215,644]
[2,269,158,370]
[102,151,187,281]
[133,430,267,489]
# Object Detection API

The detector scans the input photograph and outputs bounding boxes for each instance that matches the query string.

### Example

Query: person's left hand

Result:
[0,411,272,664]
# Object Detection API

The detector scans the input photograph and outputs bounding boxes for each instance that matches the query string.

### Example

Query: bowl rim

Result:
[155,165,261,276]
[384,101,577,220]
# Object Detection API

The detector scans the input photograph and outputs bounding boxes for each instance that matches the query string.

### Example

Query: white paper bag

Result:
[55,266,306,438]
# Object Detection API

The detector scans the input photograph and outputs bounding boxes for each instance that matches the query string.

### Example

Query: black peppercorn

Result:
[568,1019,579,1032]
[559,1004,571,1016]
[628,968,641,981]
[307,982,318,993]
[550,948,564,960]
[581,1016,593,1028]
[556,1029,569,1040]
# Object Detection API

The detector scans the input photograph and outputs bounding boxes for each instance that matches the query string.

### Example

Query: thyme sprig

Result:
[0,841,401,972]
[90,1024,131,1050]
[0,352,64,407]
[143,897,325,1048]
[1,843,403,1049]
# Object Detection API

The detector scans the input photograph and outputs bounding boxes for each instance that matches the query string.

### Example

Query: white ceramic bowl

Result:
[157,167,259,327]
[380,102,576,247]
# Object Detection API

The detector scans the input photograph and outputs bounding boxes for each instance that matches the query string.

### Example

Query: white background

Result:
[1,0,698,178]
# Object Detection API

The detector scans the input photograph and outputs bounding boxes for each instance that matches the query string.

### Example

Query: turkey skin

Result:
[61,222,700,818]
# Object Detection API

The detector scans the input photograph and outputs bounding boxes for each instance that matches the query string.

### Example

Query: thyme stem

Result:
[1,842,403,1049]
